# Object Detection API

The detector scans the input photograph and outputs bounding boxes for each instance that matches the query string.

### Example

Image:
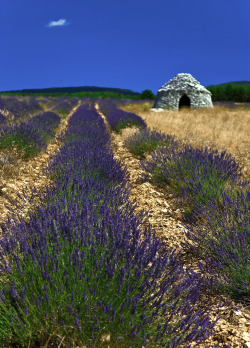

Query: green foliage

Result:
[207,84,250,102]
[140,90,155,100]
[0,217,194,347]
[0,91,141,100]
[0,239,147,346]
[128,140,163,158]
[124,128,176,158]
[153,158,230,218]
[113,119,144,133]
[53,109,68,118]
[0,133,38,157]
[185,188,250,302]
[141,144,241,221]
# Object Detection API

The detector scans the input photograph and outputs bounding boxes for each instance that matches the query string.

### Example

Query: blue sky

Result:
[1,0,249,93]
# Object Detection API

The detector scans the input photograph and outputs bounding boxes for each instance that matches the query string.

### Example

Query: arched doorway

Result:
[179,94,191,109]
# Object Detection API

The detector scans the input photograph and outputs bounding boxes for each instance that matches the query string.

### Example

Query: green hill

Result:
[215,81,250,87]
[0,86,141,99]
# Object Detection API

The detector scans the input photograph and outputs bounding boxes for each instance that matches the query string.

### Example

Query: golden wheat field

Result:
[122,102,250,180]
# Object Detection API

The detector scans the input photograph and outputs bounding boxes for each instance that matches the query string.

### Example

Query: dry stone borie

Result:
[154,73,213,110]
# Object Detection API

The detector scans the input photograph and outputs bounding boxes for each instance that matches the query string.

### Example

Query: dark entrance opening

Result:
[179,94,191,109]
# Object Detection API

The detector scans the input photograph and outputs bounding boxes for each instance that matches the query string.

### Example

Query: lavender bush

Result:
[37,96,58,109]
[141,144,242,220]
[52,97,78,118]
[0,96,43,121]
[0,103,219,347]
[0,112,6,126]
[0,111,60,157]
[124,127,178,158]
[183,188,250,303]
[97,98,116,115]
[99,99,146,132]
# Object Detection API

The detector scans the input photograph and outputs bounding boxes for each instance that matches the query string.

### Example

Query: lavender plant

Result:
[107,109,147,133]
[28,111,61,142]
[98,98,116,115]
[0,112,6,126]
[124,127,178,158]
[52,98,78,118]
[99,99,146,133]
[0,103,220,347]
[37,96,58,110]
[0,96,43,121]
[0,111,60,157]
[183,188,250,303]
[141,144,242,220]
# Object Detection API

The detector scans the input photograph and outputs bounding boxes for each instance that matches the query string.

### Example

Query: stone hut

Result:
[153,73,213,109]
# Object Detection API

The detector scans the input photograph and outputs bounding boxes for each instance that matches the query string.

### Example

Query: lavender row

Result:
[0,103,219,347]
[141,142,243,220]
[0,111,61,158]
[124,127,178,158]
[140,133,249,301]
[126,127,249,302]
[98,99,146,132]
[0,96,43,123]
[183,188,250,303]
[51,97,79,118]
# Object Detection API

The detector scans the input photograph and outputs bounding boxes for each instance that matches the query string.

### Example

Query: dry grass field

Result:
[121,102,250,180]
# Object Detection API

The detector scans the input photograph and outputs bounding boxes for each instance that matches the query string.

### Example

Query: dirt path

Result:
[0,100,82,225]
[108,125,250,348]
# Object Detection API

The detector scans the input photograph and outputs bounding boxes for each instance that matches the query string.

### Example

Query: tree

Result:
[140,89,155,100]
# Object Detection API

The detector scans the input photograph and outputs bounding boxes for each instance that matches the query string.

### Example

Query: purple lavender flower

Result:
[183,188,250,303]
[99,99,146,132]
[0,111,60,157]
[0,101,219,347]
[141,144,243,220]
[124,127,178,158]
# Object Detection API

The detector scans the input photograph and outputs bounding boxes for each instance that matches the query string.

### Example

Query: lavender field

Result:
[0,96,249,347]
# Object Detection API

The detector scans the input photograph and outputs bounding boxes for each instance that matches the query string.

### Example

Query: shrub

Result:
[124,127,178,158]
[182,188,250,302]
[141,144,242,220]
[99,99,147,133]
[0,111,60,157]
[52,98,78,118]
[0,96,43,120]
[140,90,155,100]
[106,109,146,133]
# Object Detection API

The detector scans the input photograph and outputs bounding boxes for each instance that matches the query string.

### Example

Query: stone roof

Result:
[158,73,211,95]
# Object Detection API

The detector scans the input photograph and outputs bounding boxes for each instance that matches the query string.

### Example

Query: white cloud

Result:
[47,18,69,27]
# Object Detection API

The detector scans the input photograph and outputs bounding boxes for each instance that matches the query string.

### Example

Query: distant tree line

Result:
[5,84,250,102]
[207,84,250,102]
[0,90,156,100]
[0,91,140,99]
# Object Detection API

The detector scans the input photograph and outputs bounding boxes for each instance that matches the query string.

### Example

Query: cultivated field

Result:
[0,96,249,347]
[122,102,250,180]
